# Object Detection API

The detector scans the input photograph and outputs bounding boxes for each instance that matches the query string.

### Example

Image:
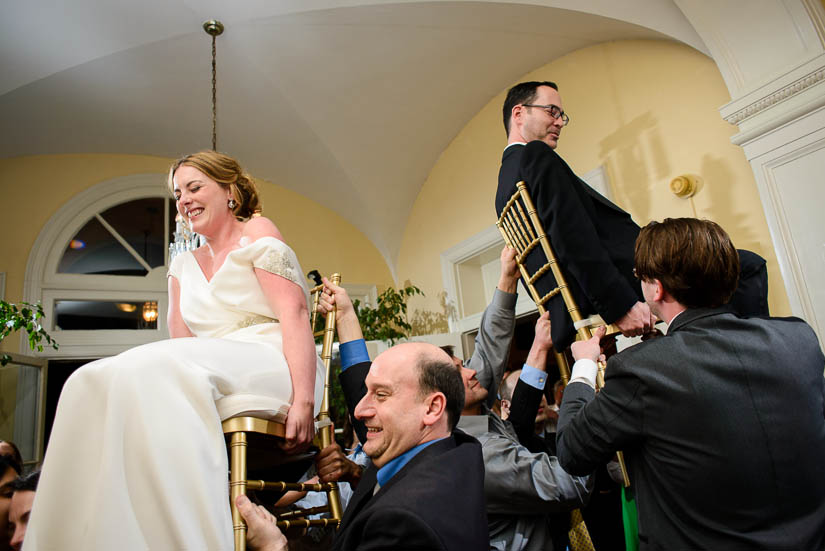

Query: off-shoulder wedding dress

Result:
[27,237,324,550]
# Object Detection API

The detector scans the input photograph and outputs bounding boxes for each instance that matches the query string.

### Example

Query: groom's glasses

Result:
[521,104,570,126]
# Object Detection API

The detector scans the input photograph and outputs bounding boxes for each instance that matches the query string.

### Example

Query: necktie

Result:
[568,509,596,551]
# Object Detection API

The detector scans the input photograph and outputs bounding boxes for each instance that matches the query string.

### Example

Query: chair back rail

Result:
[497,183,630,486]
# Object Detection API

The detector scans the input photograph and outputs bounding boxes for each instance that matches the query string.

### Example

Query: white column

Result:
[677,0,825,345]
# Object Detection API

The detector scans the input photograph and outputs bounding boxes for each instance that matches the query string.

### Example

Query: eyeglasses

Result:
[522,104,570,126]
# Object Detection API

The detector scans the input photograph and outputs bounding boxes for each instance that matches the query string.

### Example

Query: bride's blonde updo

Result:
[168,150,262,220]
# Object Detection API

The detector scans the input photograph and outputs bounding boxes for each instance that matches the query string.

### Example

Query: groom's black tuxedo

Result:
[333,362,488,551]
[496,141,642,350]
[496,141,769,349]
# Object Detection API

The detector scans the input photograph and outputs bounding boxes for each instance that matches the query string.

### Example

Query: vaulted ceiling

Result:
[1,0,707,274]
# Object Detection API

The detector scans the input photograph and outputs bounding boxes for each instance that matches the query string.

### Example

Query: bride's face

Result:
[173,165,233,236]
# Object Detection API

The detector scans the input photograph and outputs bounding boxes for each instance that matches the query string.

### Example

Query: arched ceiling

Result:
[0,0,707,277]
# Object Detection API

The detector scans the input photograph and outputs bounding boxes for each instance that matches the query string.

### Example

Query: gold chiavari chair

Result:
[496,182,630,491]
[222,273,344,551]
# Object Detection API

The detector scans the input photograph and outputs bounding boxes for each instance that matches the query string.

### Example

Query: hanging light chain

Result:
[211,33,217,151]
[203,20,224,151]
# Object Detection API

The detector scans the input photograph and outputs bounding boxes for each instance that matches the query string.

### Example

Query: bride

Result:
[26,151,325,550]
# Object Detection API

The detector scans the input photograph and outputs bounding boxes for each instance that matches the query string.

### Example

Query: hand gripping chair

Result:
[496,183,630,492]
[222,273,344,551]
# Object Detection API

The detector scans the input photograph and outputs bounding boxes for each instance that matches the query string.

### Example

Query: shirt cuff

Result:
[520,364,548,390]
[340,339,369,370]
[568,359,598,389]
[492,287,518,310]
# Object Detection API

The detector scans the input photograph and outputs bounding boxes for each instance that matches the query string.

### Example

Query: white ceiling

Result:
[1,0,707,275]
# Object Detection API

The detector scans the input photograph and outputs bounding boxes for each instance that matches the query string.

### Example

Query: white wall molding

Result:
[440,225,505,334]
[722,63,825,127]
[580,164,612,200]
[744,105,825,346]
[677,0,824,99]
[22,174,170,358]
[717,52,825,147]
[342,283,378,309]
[24,174,167,302]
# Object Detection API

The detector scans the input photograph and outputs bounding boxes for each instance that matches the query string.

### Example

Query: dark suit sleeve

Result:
[729,249,769,316]
[340,361,371,445]
[509,379,550,454]
[521,142,638,323]
[556,356,645,475]
[354,507,446,551]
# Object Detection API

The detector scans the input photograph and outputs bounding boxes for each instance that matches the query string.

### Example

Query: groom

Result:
[495,80,652,351]
[495,80,769,351]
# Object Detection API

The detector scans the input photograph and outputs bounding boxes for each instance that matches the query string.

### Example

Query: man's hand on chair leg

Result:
[237,495,289,551]
[316,443,364,488]
[319,277,364,343]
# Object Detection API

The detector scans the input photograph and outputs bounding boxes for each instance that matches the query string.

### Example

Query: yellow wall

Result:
[397,39,790,323]
[0,154,393,354]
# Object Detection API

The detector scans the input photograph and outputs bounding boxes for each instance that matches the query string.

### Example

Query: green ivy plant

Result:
[352,284,424,345]
[0,301,59,366]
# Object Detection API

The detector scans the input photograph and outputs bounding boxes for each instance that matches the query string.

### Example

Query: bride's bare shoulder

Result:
[241,216,285,243]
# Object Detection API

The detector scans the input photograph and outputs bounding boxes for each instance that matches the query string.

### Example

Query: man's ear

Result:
[422,392,447,427]
[651,279,665,302]
[500,399,511,421]
[511,104,523,127]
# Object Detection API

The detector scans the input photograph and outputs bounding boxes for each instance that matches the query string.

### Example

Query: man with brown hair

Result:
[556,218,825,550]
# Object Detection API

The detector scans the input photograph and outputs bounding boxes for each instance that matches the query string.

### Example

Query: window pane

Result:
[100,198,168,269]
[58,217,147,276]
[54,300,158,330]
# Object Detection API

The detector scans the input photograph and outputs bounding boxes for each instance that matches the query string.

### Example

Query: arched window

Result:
[24,174,175,358]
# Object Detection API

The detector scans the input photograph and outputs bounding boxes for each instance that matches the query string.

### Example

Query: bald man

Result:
[321,279,488,551]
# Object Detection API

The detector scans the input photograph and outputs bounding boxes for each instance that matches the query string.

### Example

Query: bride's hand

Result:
[282,400,315,453]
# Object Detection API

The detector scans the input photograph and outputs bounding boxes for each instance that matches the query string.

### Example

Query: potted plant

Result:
[1,301,58,366]
[352,283,423,346]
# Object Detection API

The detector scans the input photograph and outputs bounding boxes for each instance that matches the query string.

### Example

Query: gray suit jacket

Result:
[557,307,825,550]
[463,287,591,551]
[466,288,517,409]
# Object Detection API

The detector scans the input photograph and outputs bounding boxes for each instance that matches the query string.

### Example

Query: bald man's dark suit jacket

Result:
[333,362,488,551]
[496,141,642,350]
[556,308,825,550]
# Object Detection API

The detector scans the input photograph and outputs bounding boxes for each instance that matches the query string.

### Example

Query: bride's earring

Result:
[228,198,236,209]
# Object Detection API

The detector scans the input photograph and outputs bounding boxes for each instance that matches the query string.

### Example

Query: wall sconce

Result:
[670,174,702,217]
[669,174,701,198]
[142,301,159,323]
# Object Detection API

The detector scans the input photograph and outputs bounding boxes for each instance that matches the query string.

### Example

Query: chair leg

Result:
[229,431,248,551]
[320,425,344,522]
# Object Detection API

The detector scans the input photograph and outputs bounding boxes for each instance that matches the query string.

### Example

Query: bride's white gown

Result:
[26,237,325,550]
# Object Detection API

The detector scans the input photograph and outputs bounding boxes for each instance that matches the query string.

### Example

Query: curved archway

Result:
[24,173,174,358]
